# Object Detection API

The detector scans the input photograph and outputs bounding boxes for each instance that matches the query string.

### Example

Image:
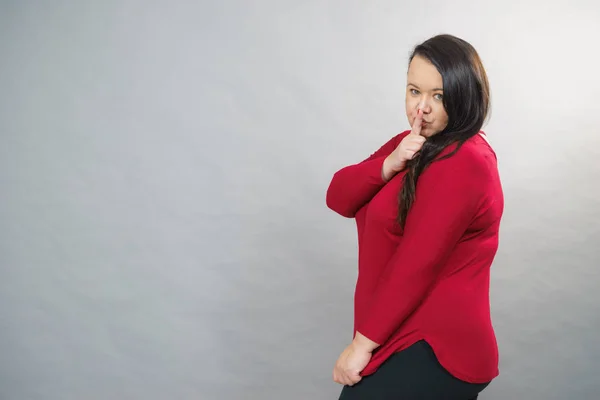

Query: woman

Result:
[326,34,504,399]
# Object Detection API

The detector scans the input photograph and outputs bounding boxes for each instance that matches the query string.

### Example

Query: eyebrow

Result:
[407,83,443,91]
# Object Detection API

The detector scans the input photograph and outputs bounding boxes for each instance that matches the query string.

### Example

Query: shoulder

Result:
[426,134,496,182]
[377,129,412,151]
[397,129,412,142]
[387,129,411,142]
[442,134,493,164]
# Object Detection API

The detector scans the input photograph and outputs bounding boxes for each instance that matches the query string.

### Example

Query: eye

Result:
[434,93,443,101]
[410,89,420,95]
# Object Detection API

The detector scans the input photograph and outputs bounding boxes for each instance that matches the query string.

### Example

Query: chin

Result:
[420,127,432,137]
[422,127,440,137]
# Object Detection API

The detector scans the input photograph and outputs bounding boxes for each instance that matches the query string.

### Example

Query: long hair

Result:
[397,34,490,228]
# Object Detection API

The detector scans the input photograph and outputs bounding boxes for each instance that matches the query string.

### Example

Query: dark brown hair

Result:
[398,34,490,228]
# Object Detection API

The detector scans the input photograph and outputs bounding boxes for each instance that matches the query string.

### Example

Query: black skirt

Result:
[338,340,491,400]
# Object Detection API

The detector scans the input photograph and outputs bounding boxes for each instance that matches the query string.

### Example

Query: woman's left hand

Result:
[332,333,378,386]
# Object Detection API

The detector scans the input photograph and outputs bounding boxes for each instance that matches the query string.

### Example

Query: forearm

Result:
[326,134,406,217]
[326,157,388,218]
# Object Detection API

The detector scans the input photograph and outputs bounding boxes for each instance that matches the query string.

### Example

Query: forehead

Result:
[407,55,443,88]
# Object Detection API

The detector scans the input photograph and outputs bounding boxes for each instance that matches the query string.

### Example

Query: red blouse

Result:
[326,130,504,383]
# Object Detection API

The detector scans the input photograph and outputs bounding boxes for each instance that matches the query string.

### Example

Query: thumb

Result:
[350,371,362,382]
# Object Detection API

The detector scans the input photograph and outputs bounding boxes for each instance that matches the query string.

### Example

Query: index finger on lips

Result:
[412,109,423,136]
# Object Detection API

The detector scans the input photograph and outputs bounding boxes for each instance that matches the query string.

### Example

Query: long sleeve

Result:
[326,133,404,218]
[356,147,487,345]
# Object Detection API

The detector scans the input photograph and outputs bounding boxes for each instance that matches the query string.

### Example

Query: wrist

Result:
[381,157,397,182]
[352,332,379,353]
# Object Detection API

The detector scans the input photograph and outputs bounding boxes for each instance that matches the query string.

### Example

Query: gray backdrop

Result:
[1,1,599,399]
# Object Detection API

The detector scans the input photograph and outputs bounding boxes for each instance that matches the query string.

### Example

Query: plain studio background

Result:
[1,1,599,399]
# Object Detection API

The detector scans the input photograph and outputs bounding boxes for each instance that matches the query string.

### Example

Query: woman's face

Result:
[405,55,449,137]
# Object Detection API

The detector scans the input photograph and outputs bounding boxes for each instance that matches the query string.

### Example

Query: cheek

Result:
[434,106,449,127]
[405,98,418,117]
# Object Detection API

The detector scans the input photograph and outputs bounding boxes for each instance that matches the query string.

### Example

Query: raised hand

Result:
[382,109,427,181]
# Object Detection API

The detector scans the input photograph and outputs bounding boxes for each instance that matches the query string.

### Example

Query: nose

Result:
[417,99,432,114]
